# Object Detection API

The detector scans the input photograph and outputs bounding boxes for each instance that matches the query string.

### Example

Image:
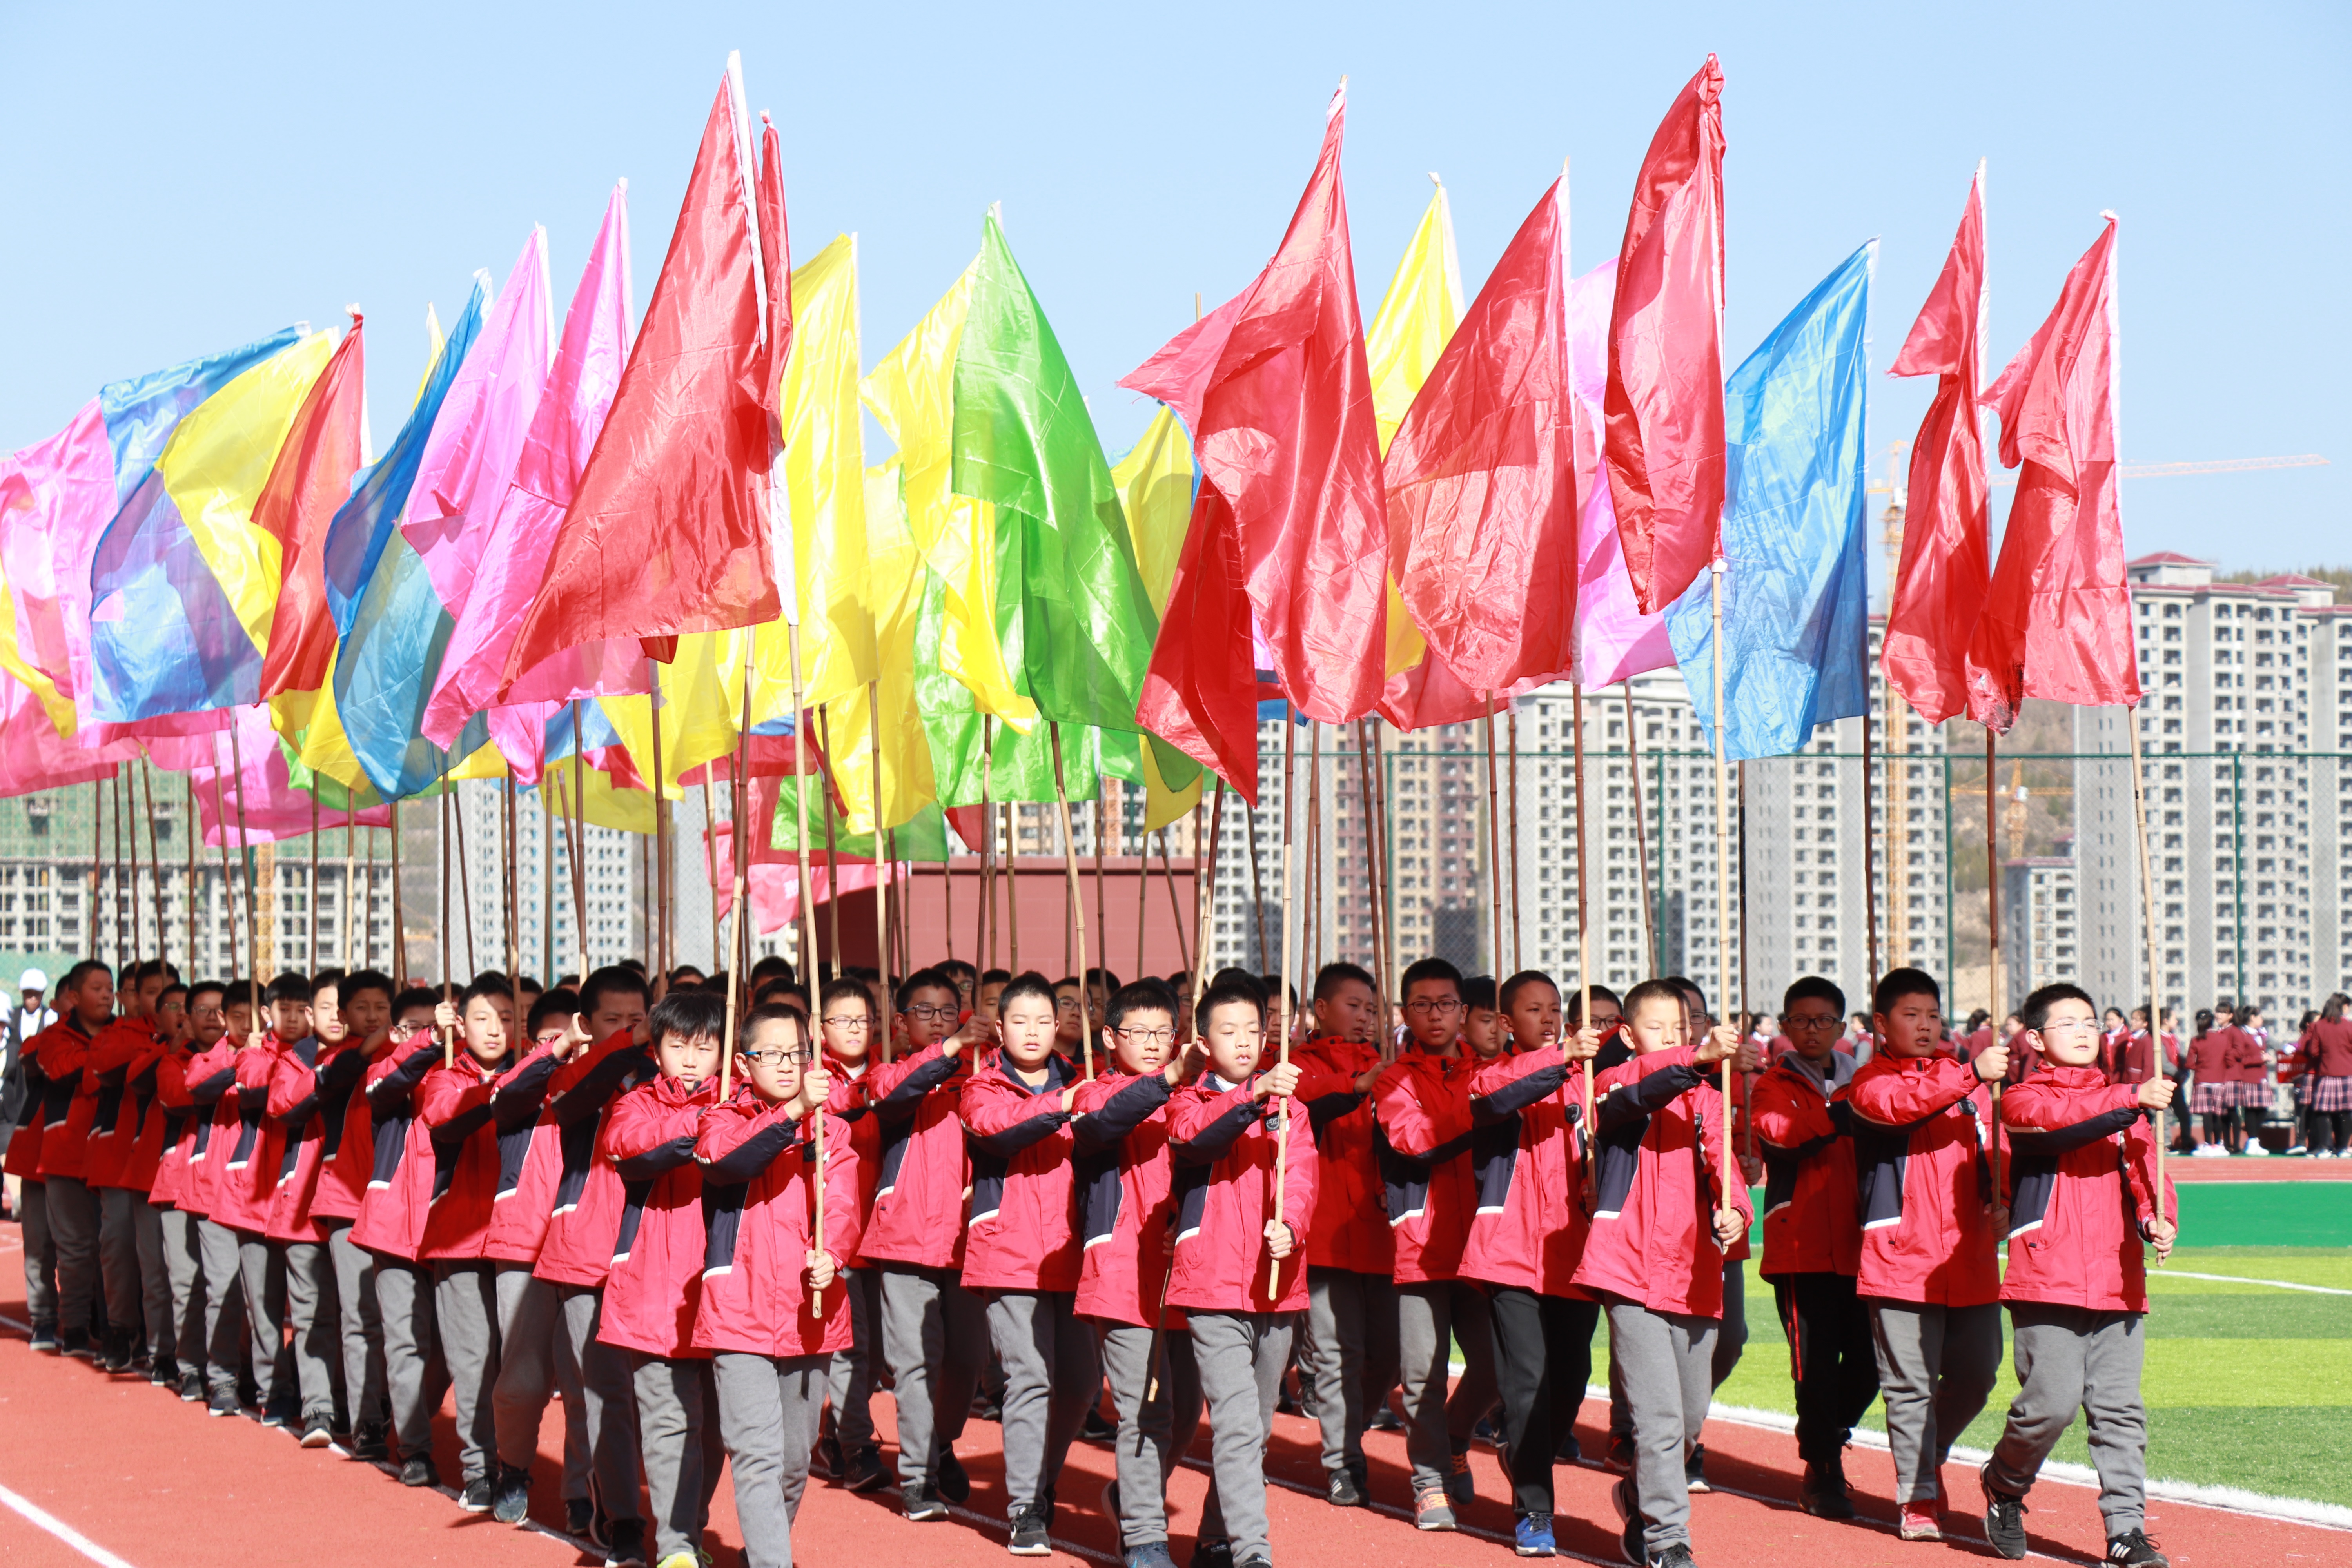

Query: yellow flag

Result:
[818,459,937,836]
[0,547,74,736]
[543,765,655,835]
[1365,180,1466,678]
[1109,407,1193,616]
[602,630,750,796]
[861,258,1034,731]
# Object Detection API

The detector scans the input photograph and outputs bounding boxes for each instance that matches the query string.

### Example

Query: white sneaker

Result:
[2195,1145,2227,1158]
[2245,1143,2269,1157]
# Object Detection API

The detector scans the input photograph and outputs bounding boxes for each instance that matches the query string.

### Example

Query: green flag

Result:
[915,564,1103,807]
[766,777,955,863]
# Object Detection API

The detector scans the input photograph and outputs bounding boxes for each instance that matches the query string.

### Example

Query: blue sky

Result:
[3,1,2343,587]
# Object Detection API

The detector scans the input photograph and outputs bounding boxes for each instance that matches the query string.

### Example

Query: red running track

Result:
[0,1229,2343,1568]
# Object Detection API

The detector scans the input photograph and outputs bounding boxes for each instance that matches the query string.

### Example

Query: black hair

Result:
[748,954,794,986]
[1783,976,1846,1016]
[1398,957,1463,1000]
[267,971,315,1006]
[2326,993,2348,1023]
[462,974,516,1009]
[186,979,226,1010]
[1873,967,1943,1017]
[60,959,111,996]
[1083,966,1121,991]
[1565,982,1621,1024]
[1461,975,1497,1013]
[2020,983,2094,1035]
[2193,1007,2215,1037]
[895,966,958,1013]
[617,957,648,978]
[155,981,187,1007]
[980,967,1011,986]
[668,965,705,986]
[1312,962,1376,1004]
[1621,978,1688,1021]
[392,985,439,1018]
[1208,967,1263,1002]
[220,980,254,1012]
[938,958,978,988]
[1499,969,1559,1013]
[336,969,395,1009]
[1195,978,1265,1031]
[1664,975,1708,1017]
[997,971,1059,1016]
[649,987,727,1047]
[1965,1008,1992,1033]
[817,976,875,1019]
[740,1002,808,1051]
[1106,979,1178,1033]
[579,965,652,1020]
[527,988,581,1039]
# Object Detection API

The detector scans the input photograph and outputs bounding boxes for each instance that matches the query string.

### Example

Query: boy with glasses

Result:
[811,975,889,1492]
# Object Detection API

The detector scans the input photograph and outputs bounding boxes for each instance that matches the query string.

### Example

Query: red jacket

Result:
[1071,1067,1181,1328]
[417,1047,561,1261]
[820,1057,881,1268]
[348,1035,450,1260]
[209,1040,292,1235]
[31,1016,104,1180]
[1373,1051,1479,1286]
[597,1074,720,1359]
[2303,1018,2352,1078]
[2183,1031,2233,1083]
[84,1020,164,1191]
[1749,1054,1860,1278]
[2222,1027,2267,1084]
[264,1036,365,1242]
[307,1037,400,1226]
[103,1033,175,1195]
[486,1029,643,1265]
[145,1045,201,1207]
[853,1041,971,1272]
[959,1051,1083,1292]
[1571,1046,1749,1317]
[1292,1037,1392,1275]
[1848,1050,2004,1308]
[2114,1029,2180,1085]
[532,1040,657,1288]
[166,1043,240,1217]
[1165,1073,1317,1315]
[1459,1047,1592,1298]
[690,1091,859,1358]
[2000,1065,2175,1314]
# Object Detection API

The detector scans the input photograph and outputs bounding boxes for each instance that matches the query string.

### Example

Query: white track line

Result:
[2159,1269,2352,1296]
[0,1479,140,1568]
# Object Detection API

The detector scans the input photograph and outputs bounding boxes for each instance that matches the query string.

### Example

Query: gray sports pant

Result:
[559,1284,642,1521]
[632,1352,724,1563]
[1304,1265,1399,1475]
[714,1351,829,1568]
[132,1199,170,1362]
[324,1221,387,1430]
[1189,1310,1293,1564]
[492,1264,563,1474]
[878,1263,988,1492]
[824,1266,884,1452]
[434,1259,501,1483]
[1609,1259,1749,1442]
[376,1256,447,1460]
[985,1289,1100,1517]
[1397,1279,1500,1494]
[1096,1320,1219,1550]
[1606,1301,1717,1554]
[1868,1298,2003,1505]
[196,1218,247,1399]
[96,1185,143,1343]
[160,1207,205,1370]
[284,1238,343,1425]
[236,1233,294,1407]
[18,1179,55,1332]
[1987,1304,2149,1534]
[46,1173,97,1339]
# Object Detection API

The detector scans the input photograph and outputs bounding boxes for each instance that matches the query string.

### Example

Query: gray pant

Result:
[161,1207,206,1370]
[1868,1298,2003,1504]
[1606,1301,1717,1553]
[1096,1320,1218,1549]
[878,1263,988,1492]
[1988,1305,2149,1534]
[1189,1310,1293,1564]
[237,1233,294,1407]
[18,1179,54,1332]
[559,1284,642,1522]
[1610,1259,1748,1442]
[132,1200,170,1362]
[1305,1265,1399,1475]
[493,1264,562,1474]
[376,1256,447,1459]
[985,1289,1100,1517]
[824,1266,885,1452]
[325,1222,387,1430]
[197,1218,247,1400]
[434,1259,501,1483]
[284,1238,342,1425]
[96,1185,142,1343]
[632,1352,724,1563]
[714,1351,829,1568]
[45,1173,97,1339]
[1397,1279,1500,1494]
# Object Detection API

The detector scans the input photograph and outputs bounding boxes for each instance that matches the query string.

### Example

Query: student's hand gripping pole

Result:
[810,1103,827,1319]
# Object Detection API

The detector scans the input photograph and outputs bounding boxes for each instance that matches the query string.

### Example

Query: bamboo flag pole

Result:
[2125,708,2168,1256]
[868,682,888,997]
[651,675,670,982]
[505,779,522,1056]
[1190,783,1224,1032]
[1739,758,1755,1161]
[120,768,138,965]
[1268,711,1299,1297]
[1709,563,1735,1228]
[1506,704,1523,974]
[978,717,995,969]
[1368,715,1396,994]
[142,763,164,971]
[1986,727,2005,1207]
[1863,685,1882,1002]
[1483,691,1505,981]
[183,778,198,967]
[1158,828,1189,976]
[439,779,452,992]
[1094,782,1108,979]
[345,811,359,971]
[695,775,719,973]
[1244,777,1270,971]
[1353,719,1389,1027]
[1049,726,1094,1077]
[1136,817,1150,980]
[229,722,260,1029]
[1574,681,1595,1134]
[87,779,101,963]
[542,785,557,983]
[390,807,407,989]
[569,701,590,972]
[1622,681,1658,969]
[309,791,321,973]
[786,626,822,1045]
[453,782,478,974]
[1005,800,1020,975]
[719,633,755,1100]
[817,708,842,979]
[209,765,238,982]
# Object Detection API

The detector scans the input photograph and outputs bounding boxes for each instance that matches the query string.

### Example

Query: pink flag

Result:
[425,186,636,748]
[0,675,130,795]
[183,706,390,846]
[0,400,113,710]
[1568,257,1676,685]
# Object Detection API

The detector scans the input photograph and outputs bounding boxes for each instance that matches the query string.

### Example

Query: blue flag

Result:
[1668,241,1875,760]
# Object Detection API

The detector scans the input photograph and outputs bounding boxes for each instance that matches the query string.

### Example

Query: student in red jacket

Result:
[697,1003,853,1568]
[88,959,168,1371]
[1073,978,1208,1568]
[151,981,215,1397]
[1169,978,1312,1568]
[960,972,1099,1554]
[813,974,889,1494]
[2182,1010,2233,1154]
[1848,967,2009,1543]
[1374,957,1497,1532]
[356,985,457,1485]
[1979,984,2177,1568]
[306,968,397,1459]
[118,978,183,1381]
[1287,961,1395,1512]
[214,973,314,1428]
[601,986,727,1568]
[264,972,365,1446]
[864,966,987,1520]
[1748,975,1875,1520]
[174,981,248,1412]
[1574,979,1747,1568]
[29,959,118,1357]
[2305,996,2352,1156]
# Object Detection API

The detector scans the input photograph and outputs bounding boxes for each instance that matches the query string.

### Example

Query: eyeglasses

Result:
[902,1004,957,1022]
[1784,1013,1844,1031]
[743,1047,816,1067]
[1116,1026,1176,1047]
[1404,998,1461,1016]
[2038,1018,2100,1036]
[821,1015,871,1031]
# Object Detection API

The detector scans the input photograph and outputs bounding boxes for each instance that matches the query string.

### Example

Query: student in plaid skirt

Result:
[2301,997,2352,1158]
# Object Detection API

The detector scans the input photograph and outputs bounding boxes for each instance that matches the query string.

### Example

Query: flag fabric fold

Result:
[1365,178,1464,681]
[0,401,114,715]
[255,319,368,701]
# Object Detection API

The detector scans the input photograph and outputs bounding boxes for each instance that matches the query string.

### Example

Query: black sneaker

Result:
[178,1369,204,1403]
[2106,1528,2168,1567]
[352,1419,391,1462]
[1009,1501,1052,1556]
[1446,1445,1475,1505]
[459,1475,495,1512]
[60,1330,93,1360]
[207,1388,241,1418]
[1471,1412,1502,1447]
[99,1332,133,1372]
[1325,1466,1365,1508]
[1082,1406,1118,1444]
[260,1396,298,1430]
[1683,1441,1710,1493]
[1799,1457,1855,1519]
[28,1324,58,1353]
[1605,1431,1636,1474]
[1189,1541,1234,1568]
[494,1465,532,1524]
[973,1393,1004,1422]
[300,1415,336,1449]
[903,1483,947,1523]
[604,1518,648,1568]
[565,1498,597,1539]
[399,1455,438,1488]
[1368,1404,1403,1432]
[1980,1463,2027,1559]
[1644,1546,1695,1568]
[1612,1477,1644,1568]
[1554,1431,1583,1464]
[811,1434,842,1480]
[935,1448,971,1505]
[147,1355,176,1386]
[844,1445,890,1493]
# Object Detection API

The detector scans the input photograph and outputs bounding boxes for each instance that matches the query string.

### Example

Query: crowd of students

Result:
[0,945,2205,1568]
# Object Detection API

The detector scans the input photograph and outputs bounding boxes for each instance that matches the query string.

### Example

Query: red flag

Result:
[1883,169,1990,726]
[1388,177,1578,697]
[1965,216,2136,731]
[1121,84,1387,801]
[499,67,780,693]
[254,315,366,699]
[1605,55,1728,615]
[756,111,795,425]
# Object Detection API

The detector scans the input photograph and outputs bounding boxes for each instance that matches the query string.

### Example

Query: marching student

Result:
[600,987,729,1568]
[85,960,168,1371]
[1460,976,1507,1063]
[1072,979,1211,1568]
[149,981,215,1396]
[183,982,255,1414]
[1748,976,1875,1519]
[1167,976,1314,1568]
[1848,967,2009,1543]
[1978,983,2178,1567]
[961,971,1100,1554]
[1290,961,1396,1510]
[264,973,367,1446]
[4,970,61,1350]
[811,974,889,1492]
[305,968,398,1460]
[861,967,987,1521]
[116,979,185,1381]
[1574,978,1748,1568]
[1457,970,1600,1556]
[213,975,311,1426]
[696,1004,856,1568]
[29,959,120,1359]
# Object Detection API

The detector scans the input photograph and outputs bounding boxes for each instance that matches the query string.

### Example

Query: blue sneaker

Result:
[1514,1513,1557,1558]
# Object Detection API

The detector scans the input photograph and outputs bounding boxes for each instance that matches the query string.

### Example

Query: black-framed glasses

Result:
[1117,1025,1176,1047]
[1404,998,1461,1016]
[743,1046,816,1067]
[822,1015,872,1031]
[1784,1013,1843,1031]
[902,1004,957,1022]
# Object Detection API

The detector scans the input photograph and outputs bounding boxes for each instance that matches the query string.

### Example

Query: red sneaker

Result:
[1898,1502,1942,1542]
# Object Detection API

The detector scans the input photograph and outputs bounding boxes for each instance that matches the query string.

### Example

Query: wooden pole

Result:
[141,762,164,972]
[1622,681,1657,970]
[868,681,888,994]
[541,783,556,984]
[699,775,720,975]
[1190,783,1224,1032]
[345,811,359,971]
[505,779,522,1057]
[1739,759,1755,1160]
[1136,815,1150,981]
[1268,711,1298,1296]
[309,789,321,973]
[719,633,755,1100]
[1986,726,2005,1206]
[816,708,841,979]
[440,780,452,991]
[1005,800,1020,976]
[1863,685,1882,1002]
[209,764,238,982]
[1367,716,1395,992]
[1483,691,1505,980]
[229,721,260,1025]
[1158,828,1189,976]
[1049,726,1094,1077]
[183,777,197,969]
[88,779,101,964]
[1574,681,1595,1132]
[1094,781,1109,979]
[1886,690,1908,975]
[2125,709,2167,1254]
[786,626,823,1044]
[390,805,407,988]
[651,675,670,982]
[1506,704,1523,974]
[1709,564,1735,1228]
[979,716,996,971]
[1304,729,1321,984]
[570,701,591,973]
[120,768,137,966]
[1354,719,1388,1020]
[452,782,477,975]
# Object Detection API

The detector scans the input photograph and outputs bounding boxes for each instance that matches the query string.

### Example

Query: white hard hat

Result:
[20,968,47,993]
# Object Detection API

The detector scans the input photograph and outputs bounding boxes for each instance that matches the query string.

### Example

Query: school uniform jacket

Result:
[261,1034,349,1243]
[485,1030,643,1265]
[144,1045,202,1208]
[820,1057,881,1265]
[1847,1050,2004,1308]
[1999,1065,2176,1314]
[417,1047,560,1261]
[2,1031,49,1180]
[1459,1047,1592,1299]
[1570,1046,1749,1318]
[1749,1052,1861,1278]
[306,1037,400,1227]
[84,1020,165,1192]
[691,1091,858,1359]
[1372,1051,1479,1286]
[210,1038,296,1236]
[1291,1036,1394,1276]
[30,1016,102,1180]
[534,1040,659,1289]
[853,1040,972,1272]
[2304,1018,2352,1078]
[165,1042,239,1218]
[959,1051,1083,1293]
[1165,1073,1318,1315]
[1070,1066,1180,1328]
[597,1074,720,1358]
[349,1034,455,1260]
[107,1033,174,1197]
